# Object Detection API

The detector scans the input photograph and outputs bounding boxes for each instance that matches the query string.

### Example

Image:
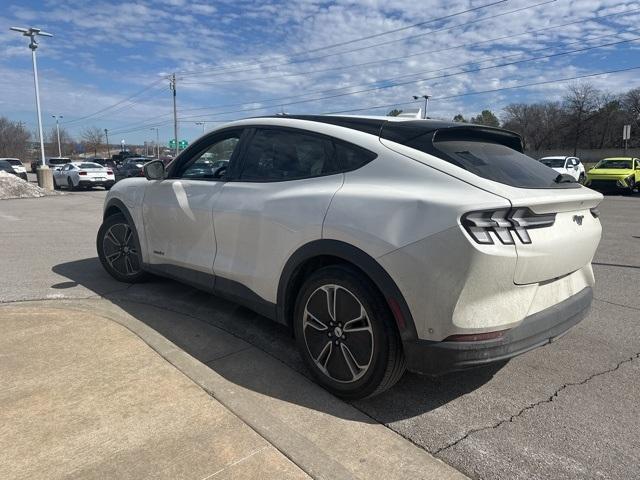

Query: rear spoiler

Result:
[380,122,524,154]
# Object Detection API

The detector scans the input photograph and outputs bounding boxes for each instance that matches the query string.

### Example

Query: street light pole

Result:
[52,115,62,157]
[150,127,159,159]
[412,94,431,119]
[195,121,206,134]
[11,26,53,189]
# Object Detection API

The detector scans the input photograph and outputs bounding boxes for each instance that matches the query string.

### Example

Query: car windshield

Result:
[594,159,632,169]
[540,158,566,168]
[79,163,102,169]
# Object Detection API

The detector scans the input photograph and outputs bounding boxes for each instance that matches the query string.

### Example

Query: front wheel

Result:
[293,265,405,400]
[97,213,148,283]
[578,173,586,184]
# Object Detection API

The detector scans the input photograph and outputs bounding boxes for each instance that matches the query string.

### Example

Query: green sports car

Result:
[585,157,640,193]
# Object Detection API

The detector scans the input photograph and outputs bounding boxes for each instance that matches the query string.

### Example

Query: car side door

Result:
[212,126,344,307]
[141,128,245,289]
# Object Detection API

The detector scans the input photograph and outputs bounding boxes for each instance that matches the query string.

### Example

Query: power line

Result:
[180,6,640,88]
[107,34,639,134]
[165,33,640,120]
[109,64,640,136]
[327,65,640,114]
[173,0,509,78]
[61,77,167,126]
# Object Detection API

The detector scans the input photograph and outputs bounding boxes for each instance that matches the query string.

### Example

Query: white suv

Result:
[540,156,586,183]
[97,116,602,399]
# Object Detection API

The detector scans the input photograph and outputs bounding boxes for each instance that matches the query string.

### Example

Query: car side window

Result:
[334,141,377,171]
[178,132,241,180]
[239,128,338,181]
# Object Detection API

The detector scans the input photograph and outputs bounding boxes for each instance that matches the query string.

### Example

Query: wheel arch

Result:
[101,198,146,262]
[277,239,418,342]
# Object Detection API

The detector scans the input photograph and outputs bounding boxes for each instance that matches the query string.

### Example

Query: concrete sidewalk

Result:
[0,300,466,480]
[0,306,307,480]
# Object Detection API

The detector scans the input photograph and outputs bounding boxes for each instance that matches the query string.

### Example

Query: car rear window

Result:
[433,139,578,189]
[540,158,566,168]
[6,159,21,165]
[79,163,102,169]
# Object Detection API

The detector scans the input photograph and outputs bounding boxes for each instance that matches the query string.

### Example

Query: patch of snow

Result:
[0,171,62,200]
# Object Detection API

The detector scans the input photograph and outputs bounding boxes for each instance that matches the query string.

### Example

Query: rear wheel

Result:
[97,213,148,283]
[293,265,405,400]
[67,177,75,190]
[578,173,585,184]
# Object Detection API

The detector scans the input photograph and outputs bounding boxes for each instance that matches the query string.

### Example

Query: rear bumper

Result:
[79,179,115,187]
[403,286,592,376]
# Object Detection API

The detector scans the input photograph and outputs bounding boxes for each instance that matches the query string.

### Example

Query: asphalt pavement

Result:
[1,188,638,479]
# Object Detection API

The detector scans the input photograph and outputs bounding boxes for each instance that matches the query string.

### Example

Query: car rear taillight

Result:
[79,171,87,176]
[107,170,113,175]
[461,208,556,245]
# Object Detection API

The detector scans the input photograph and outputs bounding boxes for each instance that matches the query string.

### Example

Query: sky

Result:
[1,0,639,146]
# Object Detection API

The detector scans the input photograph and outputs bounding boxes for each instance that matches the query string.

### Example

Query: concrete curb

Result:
[2,299,467,480]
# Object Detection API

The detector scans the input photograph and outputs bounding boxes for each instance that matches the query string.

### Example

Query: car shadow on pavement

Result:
[52,257,503,422]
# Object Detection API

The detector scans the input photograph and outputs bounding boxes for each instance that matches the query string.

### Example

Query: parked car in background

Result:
[0,158,28,180]
[31,156,71,173]
[0,159,27,180]
[114,157,151,182]
[97,115,603,399]
[585,157,640,194]
[53,162,115,190]
[540,156,586,183]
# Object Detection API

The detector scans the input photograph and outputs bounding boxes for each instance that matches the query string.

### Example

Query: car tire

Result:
[293,265,406,400]
[67,177,75,190]
[97,213,149,283]
[578,173,585,184]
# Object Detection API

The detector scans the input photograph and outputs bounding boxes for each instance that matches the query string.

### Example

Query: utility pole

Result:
[104,128,111,158]
[170,73,179,156]
[150,127,159,159]
[52,115,63,157]
[11,26,53,189]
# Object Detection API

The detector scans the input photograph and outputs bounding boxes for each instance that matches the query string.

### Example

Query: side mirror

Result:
[143,160,165,180]
[212,165,227,179]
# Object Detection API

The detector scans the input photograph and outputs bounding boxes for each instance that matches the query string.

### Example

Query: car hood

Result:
[587,168,634,177]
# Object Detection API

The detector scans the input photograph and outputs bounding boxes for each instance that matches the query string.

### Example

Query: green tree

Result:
[470,110,500,127]
[453,114,467,123]
[388,109,403,117]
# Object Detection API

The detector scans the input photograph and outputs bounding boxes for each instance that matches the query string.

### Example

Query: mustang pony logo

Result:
[573,215,584,226]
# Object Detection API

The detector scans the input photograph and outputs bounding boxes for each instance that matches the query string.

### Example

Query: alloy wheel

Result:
[102,223,141,277]
[302,284,374,383]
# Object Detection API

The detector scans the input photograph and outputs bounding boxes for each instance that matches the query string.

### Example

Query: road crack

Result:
[433,351,640,455]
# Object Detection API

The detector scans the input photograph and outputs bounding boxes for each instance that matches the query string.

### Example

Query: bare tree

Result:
[81,126,104,156]
[563,82,601,155]
[0,117,31,160]
[47,126,75,156]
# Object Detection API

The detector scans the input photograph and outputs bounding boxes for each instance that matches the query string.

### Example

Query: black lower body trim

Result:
[404,287,592,376]
[143,263,277,321]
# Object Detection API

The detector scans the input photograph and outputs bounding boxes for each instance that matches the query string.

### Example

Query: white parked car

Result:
[97,116,602,399]
[540,156,586,183]
[53,162,115,190]
[0,158,27,180]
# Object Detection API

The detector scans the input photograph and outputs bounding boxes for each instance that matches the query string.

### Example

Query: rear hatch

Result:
[378,121,603,285]
[78,163,111,181]
[504,188,602,284]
